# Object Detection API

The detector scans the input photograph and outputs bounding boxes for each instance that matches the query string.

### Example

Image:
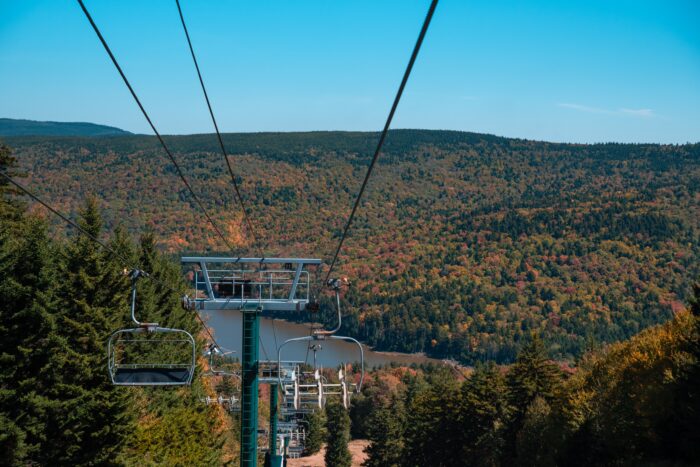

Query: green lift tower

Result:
[181,257,321,467]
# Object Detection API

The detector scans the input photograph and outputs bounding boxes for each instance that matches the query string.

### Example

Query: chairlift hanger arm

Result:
[128,269,158,328]
[312,287,342,337]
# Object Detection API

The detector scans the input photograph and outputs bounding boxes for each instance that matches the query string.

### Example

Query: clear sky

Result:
[1,0,698,143]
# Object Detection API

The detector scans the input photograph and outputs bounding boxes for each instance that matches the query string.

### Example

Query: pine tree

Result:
[0,215,62,464]
[515,396,555,467]
[659,282,700,462]
[116,230,225,465]
[403,371,461,467]
[325,401,352,467]
[304,409,326,456]
[363,394,406,467]
[457,363,509,467]
[0,143,23,222]
[44,198,132,465]
[505,333,563,464]
[351,373,393,439]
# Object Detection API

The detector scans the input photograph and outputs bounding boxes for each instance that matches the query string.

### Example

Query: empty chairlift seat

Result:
[107,270,196,386]
[108,327,196,385]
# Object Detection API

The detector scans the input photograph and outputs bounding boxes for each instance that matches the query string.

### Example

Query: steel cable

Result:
[175,0,264,260]
[77,0,236,256]
[322,0,439,286]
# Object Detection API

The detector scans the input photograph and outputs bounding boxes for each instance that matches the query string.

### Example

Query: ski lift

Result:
[321,365,356,409]
[202,343,239,377]
[180,257,322,311]
[107,269,196,386]
[201,344,241,411]
[277,278,364,409]
[296,368,325,410]
[201,394,241,412]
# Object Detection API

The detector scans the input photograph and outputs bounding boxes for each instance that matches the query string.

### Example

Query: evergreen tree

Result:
[0,143,23,222]
[658,283,700,462]
[325,401,352,467]
[351,373,394,439]
[44,198,132,465]
[691,283,700,317]
[457,363,509,466]
[363,394,406,467]
[304,409,326,456]
[403,371,461,467]
[116,230,225,465]
[505,333,562,464]
[0,216,61,465]
[515,396,555,467]
[135,230,194,334]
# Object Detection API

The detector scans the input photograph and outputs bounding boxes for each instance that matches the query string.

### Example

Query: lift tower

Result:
[181,257,321,467]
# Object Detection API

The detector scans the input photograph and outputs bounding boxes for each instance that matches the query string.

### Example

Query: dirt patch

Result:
[286,440,369,467]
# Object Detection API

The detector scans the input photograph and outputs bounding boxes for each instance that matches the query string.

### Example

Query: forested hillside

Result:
[5,130,700,364]
[0,118,132,137]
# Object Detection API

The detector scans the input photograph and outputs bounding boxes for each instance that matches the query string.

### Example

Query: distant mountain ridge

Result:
[0,118,132,137]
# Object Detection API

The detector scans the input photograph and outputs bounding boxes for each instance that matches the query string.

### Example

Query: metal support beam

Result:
[200,260,214,300]
[182,257,321,265]
[241,306,261,467]
[287,262,304,301]
[269,382,282,467]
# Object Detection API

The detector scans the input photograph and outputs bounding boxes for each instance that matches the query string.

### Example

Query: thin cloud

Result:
[558,102,654,118]
[619,108,654,117]
[558,103,611,114]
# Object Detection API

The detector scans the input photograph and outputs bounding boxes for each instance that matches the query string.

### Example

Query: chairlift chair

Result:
[277,336,364,410]
[202,343,240,378]
[276,278,364,408]
[107,270,196,386]
[320,365,355,409]
[201,394,241,412]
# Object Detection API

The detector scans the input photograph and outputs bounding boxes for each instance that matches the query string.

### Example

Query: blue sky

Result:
[1,0,698,143]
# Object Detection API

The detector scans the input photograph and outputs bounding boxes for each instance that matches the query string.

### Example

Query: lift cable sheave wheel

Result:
[107,269,196,386]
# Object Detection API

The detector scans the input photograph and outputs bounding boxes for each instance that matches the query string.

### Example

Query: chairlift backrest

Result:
[107,270,196,386]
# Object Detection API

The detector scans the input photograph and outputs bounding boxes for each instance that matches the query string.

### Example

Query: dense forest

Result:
[2,138,700,465]
[0,144,236,465]
[5,130,700,365]
[355,301,700,466]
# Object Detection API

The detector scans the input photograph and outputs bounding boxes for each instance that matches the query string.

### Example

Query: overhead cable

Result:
[323,0,439,285]
[175,0,265,259]
[77,0,236,255]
